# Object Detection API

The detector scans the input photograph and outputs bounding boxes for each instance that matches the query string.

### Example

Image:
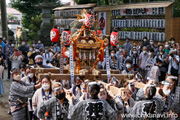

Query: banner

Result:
[70,44,74,84]
[60,44,64,74]
[106,47,111,82]
[112,7,165,16]
[99,12,106,35]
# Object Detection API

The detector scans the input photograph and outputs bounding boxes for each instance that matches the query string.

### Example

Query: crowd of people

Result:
[0,35,180,120]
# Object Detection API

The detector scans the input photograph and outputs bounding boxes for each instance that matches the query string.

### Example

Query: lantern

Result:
[62,29,72,46]
[84,13,95,28]
[110,31,118,46]
[97,30,103,39]
[50,28,59,43]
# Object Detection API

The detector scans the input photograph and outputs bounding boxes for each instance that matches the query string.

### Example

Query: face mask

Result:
[165,45,169,48]
[133,51,137,54]
[126,64,131,69]
[171,41,175,44]
[38,41,41,44]
[11,44,14,47]
[54,44,57,46]
[36,61,43,66]
[56,92,65,100]
[150,42,153,45]
[143,51,146,54]
[159,49,163,52]
[32,44,36,47]
[21,71,25,75]
[144,39,147,42]
[29,48,33,51]
[111,53,115,57]
[159,64,162,67]
[163,89,171,96]
[22,42,25,45]
[14,75,22,81]
[28,73,34,78]
[119,49,123,52]
[99,94,107,100]
[42,84,50,91]
[76,84,81,89]
[149,52,152,56]
[45,50,48,53]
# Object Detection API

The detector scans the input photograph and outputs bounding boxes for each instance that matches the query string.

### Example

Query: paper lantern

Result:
[62,30,72,46]
[110,31,118,46]
[50,28,59,43]
[84,13,95,28]
[97,30,103,39]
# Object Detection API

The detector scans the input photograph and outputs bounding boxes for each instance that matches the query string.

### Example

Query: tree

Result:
[10,0,61,29]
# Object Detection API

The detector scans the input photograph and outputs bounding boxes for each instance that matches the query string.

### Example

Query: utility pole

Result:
[1,0,8,40]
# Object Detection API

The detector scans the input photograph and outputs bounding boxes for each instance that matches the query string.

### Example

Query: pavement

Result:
[0,69,12,120]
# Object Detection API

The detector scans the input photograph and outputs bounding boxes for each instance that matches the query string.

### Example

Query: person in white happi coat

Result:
[32,76,55,111]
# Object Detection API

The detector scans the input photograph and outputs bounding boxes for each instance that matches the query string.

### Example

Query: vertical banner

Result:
[106,47,111,82]
[70,44,74,84]
[99,12,106,35]
[60,44,64,74]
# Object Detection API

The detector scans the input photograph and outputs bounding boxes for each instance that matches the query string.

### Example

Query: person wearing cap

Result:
[68,82,116,120]
[156,81,173,118]
[147,39,158,55]
[36,40,44,51]
[130,84,163,119]
[122,58,134,74]
[130,47,139,71]
[9,48,24,69]
[35,82,69,120]
[123,38,132,56]
[9,69,41,120]
[34,55,52,68]
[166,76,180,118]
[165,48,179,77]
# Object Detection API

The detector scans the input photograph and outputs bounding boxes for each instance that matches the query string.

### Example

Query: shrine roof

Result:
[53,3,96,11]
[93,1,173,11]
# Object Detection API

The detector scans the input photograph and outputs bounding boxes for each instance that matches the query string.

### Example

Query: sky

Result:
[6,0,71,5]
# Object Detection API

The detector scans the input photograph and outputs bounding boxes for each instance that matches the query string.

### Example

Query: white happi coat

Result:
[32,87,55,111]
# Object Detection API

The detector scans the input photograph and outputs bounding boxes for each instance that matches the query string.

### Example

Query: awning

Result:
[93,1,173,11]
[53,3,96,11]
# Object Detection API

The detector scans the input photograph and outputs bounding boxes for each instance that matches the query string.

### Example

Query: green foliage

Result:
[7,14,18,20]
[28,15,42,40]
[173,0,180,17]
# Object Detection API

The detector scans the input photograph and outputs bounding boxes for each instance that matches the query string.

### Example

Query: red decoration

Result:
[62,30,72,46]
[50,28,59,43]
[97,30,103,39]
[84,13,95,28]
[110,31,118,46]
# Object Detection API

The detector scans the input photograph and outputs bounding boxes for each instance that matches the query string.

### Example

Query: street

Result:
[0,69,12,120]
